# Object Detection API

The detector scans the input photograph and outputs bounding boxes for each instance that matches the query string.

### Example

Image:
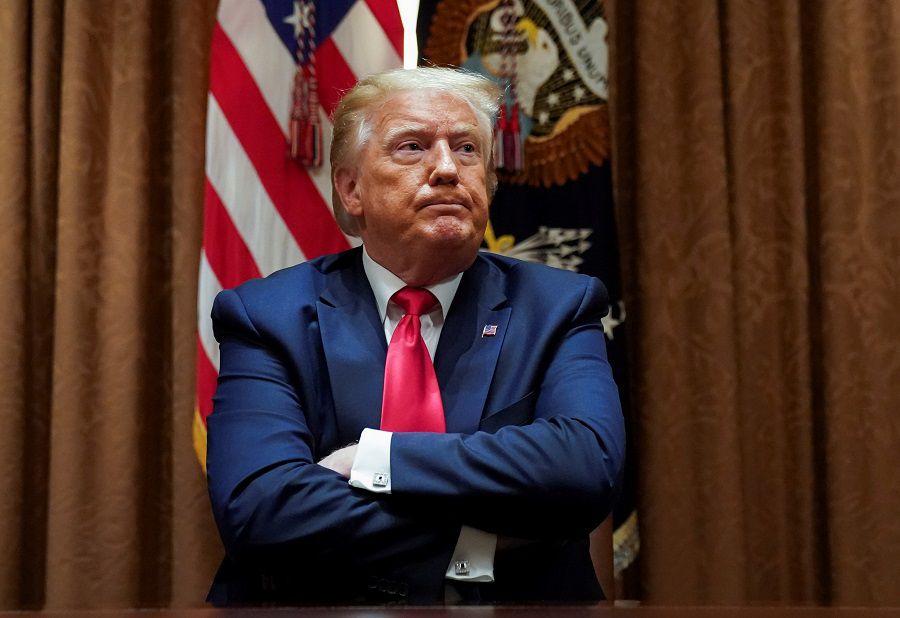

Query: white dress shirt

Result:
[348,246,496,582]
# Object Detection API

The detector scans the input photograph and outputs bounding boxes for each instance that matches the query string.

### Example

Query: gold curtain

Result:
[0,0,221,609]
[609,0,900,605]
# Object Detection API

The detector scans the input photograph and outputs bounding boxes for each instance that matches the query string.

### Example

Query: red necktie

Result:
[380,287,446,433]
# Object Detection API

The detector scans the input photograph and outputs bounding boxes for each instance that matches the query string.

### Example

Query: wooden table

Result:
[3,606,900,617]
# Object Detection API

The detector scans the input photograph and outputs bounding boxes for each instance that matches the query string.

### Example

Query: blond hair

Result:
[330,67,502,236]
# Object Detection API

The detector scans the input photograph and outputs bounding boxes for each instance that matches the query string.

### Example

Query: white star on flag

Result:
[283,1,312,37]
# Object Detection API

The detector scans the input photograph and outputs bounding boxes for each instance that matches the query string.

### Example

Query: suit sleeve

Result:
[388,277,626,539]
[206,288,458,593]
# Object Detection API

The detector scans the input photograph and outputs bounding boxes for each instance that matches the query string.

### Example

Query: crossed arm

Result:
[206,278,624,583]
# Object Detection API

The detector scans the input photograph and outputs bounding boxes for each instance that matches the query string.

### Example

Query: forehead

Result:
[369,90,482,136]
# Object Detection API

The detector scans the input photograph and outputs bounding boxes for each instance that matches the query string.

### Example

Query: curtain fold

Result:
[1,0,63,608]
[0,0,220,609]
[610,0,900,605]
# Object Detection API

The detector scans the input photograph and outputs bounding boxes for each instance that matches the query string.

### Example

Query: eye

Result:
[459,143,477,153]
[398,142,423,151]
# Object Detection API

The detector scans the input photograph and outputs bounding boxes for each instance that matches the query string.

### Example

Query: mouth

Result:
[418,198,470,214]
[423,202,466,213]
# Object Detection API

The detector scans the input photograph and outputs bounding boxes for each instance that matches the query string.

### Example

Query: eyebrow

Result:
[381,123,484,145]
[381,123,429,144]
[450,123,483,141]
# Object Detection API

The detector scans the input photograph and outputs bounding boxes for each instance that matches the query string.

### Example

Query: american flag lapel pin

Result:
[482,324,498,337]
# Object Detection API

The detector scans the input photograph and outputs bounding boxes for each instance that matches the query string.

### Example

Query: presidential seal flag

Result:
[417,0,639,584]
[194,0,404,469]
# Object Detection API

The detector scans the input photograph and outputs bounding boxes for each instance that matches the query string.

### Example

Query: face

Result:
[335,90,490,279]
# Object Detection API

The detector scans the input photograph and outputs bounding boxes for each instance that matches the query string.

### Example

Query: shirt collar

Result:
[362,245,463,320]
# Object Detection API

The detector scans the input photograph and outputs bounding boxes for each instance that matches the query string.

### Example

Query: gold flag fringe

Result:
[193,407,208,474]
[422,0,496,67]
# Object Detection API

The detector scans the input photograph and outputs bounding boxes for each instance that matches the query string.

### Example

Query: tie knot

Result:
[392,287,438,316]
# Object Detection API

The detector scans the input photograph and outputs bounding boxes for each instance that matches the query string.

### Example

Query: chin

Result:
[426,216,483,244]
[426,229,479,252]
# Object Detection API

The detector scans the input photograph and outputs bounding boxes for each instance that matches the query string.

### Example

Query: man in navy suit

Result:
[206,67,625,605]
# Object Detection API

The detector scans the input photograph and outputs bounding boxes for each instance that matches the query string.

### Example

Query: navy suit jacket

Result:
[206,248,625,605]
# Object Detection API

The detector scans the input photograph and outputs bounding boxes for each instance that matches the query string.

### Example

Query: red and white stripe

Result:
[195,0,405,466]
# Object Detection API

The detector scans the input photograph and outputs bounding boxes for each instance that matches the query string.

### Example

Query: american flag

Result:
[194,0,404,467]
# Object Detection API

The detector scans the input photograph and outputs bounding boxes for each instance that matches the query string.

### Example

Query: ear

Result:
[334,167,363,217]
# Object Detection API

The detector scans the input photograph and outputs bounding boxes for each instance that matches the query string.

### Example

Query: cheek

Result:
[470,178,490,214]
[459,162,483,186]
[378,170,421,199]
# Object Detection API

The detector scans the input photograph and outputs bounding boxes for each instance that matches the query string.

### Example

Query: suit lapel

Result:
[317,251,387,441]
[434,256,510,434]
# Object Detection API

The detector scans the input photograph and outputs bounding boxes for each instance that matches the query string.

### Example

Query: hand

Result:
[317,443,358,478]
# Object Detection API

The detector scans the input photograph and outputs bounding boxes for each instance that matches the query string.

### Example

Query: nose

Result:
[428,140,459,186]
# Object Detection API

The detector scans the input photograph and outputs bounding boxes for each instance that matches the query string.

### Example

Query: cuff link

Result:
[373,472,389,487]
[454,560,470,576]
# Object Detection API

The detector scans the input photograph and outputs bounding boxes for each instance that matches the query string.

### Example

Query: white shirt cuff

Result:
[349,428,392,493]
[445,526,496,582]
[350,430,495,582]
